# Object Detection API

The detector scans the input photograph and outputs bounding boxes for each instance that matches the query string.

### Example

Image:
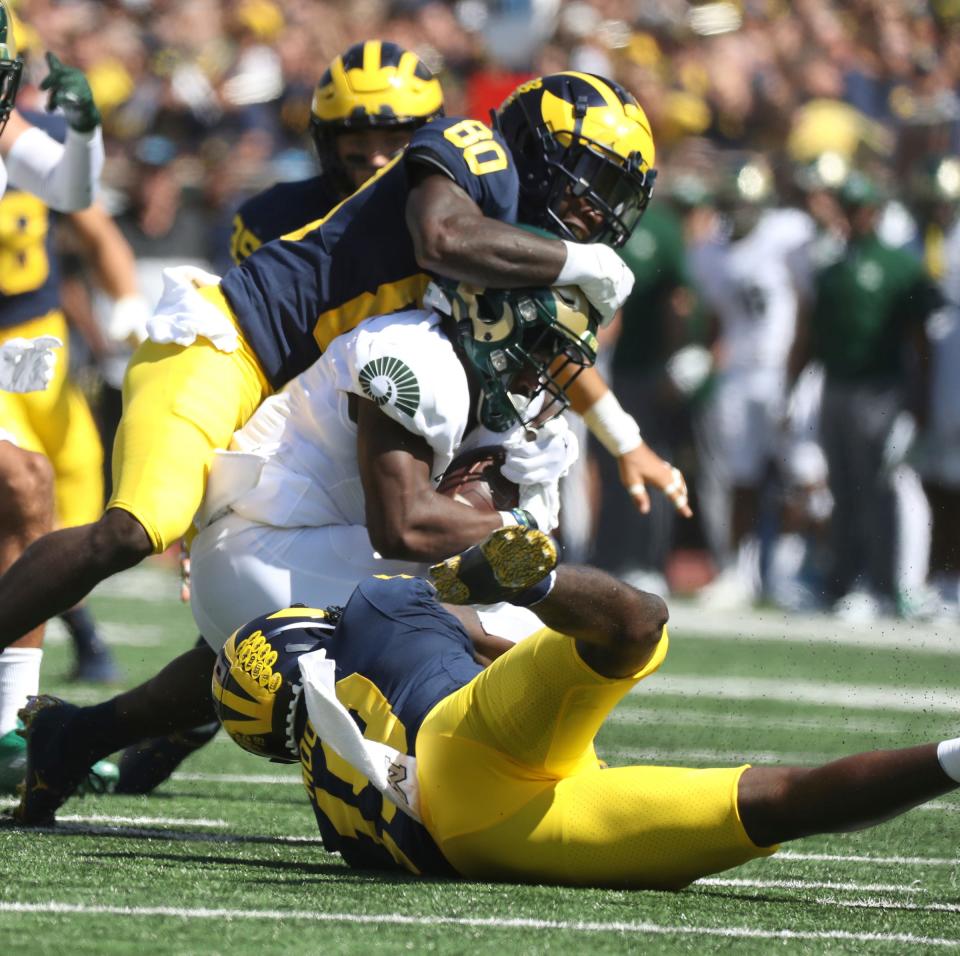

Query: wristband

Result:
[499,508,538,529]
[555,239,591,285]
[582,391,643,457]
[510,570,557,607]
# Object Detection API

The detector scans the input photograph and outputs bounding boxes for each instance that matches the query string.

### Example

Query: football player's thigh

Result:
[441,763,774,889]
[109,341,266,553]
[0,391,42,454]
[23,376,103,528]
[716,378,766,485]
[420,629,667,792]
[192,518,421,649]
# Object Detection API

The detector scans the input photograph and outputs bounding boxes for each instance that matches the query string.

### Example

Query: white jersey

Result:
[200,309,471,530]
[0,153,7,199]
[691,209,815,370]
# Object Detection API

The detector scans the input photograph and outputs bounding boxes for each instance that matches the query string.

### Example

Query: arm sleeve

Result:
[5,124,103,212]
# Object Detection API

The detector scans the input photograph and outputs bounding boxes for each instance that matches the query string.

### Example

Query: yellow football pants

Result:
[416,628,775,889]
[0,310,103,528]
[107,286,270,553]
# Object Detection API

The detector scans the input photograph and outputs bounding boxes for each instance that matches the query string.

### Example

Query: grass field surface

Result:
[0,562,957,954]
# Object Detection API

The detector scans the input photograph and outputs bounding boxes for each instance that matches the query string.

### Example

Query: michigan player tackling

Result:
[10,279,599,815]
[0,69,677,652]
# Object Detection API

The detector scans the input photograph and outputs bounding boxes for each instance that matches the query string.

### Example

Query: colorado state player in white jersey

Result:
[0,0,112,790]
[689,155,815,608]
[13,280,601,824]
[189,282,589,647]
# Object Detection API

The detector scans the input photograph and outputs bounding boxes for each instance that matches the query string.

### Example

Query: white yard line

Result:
[698,877,925,894]
[170,771,301,785]
[636,675,957,713]
[42,618,167,648]
[0,902,956,947]
[777,850,959,866]
[668,601,960,651]
[57,814,228,827]
[609,706,911,733]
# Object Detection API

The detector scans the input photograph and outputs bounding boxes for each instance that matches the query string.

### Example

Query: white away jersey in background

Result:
[200,309,471,530]
[690,209,815,370]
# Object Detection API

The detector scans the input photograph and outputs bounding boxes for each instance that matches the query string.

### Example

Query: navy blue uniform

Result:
[220,116,518,389]
[299,575,482,874]
[0,111,66,329]
[229,173,341,265]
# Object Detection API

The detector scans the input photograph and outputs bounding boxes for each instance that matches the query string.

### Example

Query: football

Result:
[437,446,519,512]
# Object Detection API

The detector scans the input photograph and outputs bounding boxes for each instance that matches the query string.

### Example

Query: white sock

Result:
[0,647,42,735]
[937,737,960,784]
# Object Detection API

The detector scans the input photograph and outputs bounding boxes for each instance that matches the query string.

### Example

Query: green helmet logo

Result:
[429,280,599,432]
[0,1,23,137]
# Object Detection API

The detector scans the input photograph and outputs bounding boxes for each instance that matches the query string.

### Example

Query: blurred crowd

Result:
[12,0,960,621]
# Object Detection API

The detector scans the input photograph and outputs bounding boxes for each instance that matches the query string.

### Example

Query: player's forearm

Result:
[367,491,503,562]
[413,214,566,287]
[5,125,103,212]
[532,565,667,655]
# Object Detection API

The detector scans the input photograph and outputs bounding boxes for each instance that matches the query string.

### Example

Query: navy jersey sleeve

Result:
[404,116,518,224]
[20,109,67,144]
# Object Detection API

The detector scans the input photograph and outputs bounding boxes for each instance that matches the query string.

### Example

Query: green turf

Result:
[0,564,957,954]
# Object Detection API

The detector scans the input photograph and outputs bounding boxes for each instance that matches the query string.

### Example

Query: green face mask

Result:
[432,280,600,433]
[0,1,23,138]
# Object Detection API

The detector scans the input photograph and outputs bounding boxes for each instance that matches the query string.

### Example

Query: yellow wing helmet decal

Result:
[213,630,283,739]
[539,73,655,173]
[311,39,443,125]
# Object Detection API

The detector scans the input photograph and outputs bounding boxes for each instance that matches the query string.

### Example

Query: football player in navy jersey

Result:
[17,528,960,886]
[229,40,444,265]
[0,70,686,664]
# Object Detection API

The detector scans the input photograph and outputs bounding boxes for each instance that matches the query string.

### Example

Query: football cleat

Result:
[115,721,220,795]
[11,695,114,825]
[429,526,558,605]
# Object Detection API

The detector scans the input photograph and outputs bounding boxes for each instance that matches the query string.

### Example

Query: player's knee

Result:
[90,509,154,571]
[738,766,813,845]
[621,589,669,654]
[0,447,54,536]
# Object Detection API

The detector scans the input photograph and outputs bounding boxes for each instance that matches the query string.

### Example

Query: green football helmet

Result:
[211,606,339,763]
[0,1,23,138]
[426,279,600,432]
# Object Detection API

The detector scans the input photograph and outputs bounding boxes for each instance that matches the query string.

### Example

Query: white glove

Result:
[0,336,62,393]
[555,240,634,325]
[107,294,152,347]
[518,480,561,533]
[501,417,579,486]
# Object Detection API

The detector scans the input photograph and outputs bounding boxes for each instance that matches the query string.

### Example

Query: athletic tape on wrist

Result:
[582,391,643,457]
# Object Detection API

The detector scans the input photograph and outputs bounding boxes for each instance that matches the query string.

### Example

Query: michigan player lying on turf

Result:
[23,527,960,887]
[0,70,688,655]
[9,278,605,814]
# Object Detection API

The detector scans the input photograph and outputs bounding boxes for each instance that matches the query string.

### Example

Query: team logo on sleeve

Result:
[358,357,421,417]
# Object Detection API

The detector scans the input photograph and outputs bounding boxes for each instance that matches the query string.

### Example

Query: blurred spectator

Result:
[589,185,702,596]
[790,171,941,620]
[688,154,815,608]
